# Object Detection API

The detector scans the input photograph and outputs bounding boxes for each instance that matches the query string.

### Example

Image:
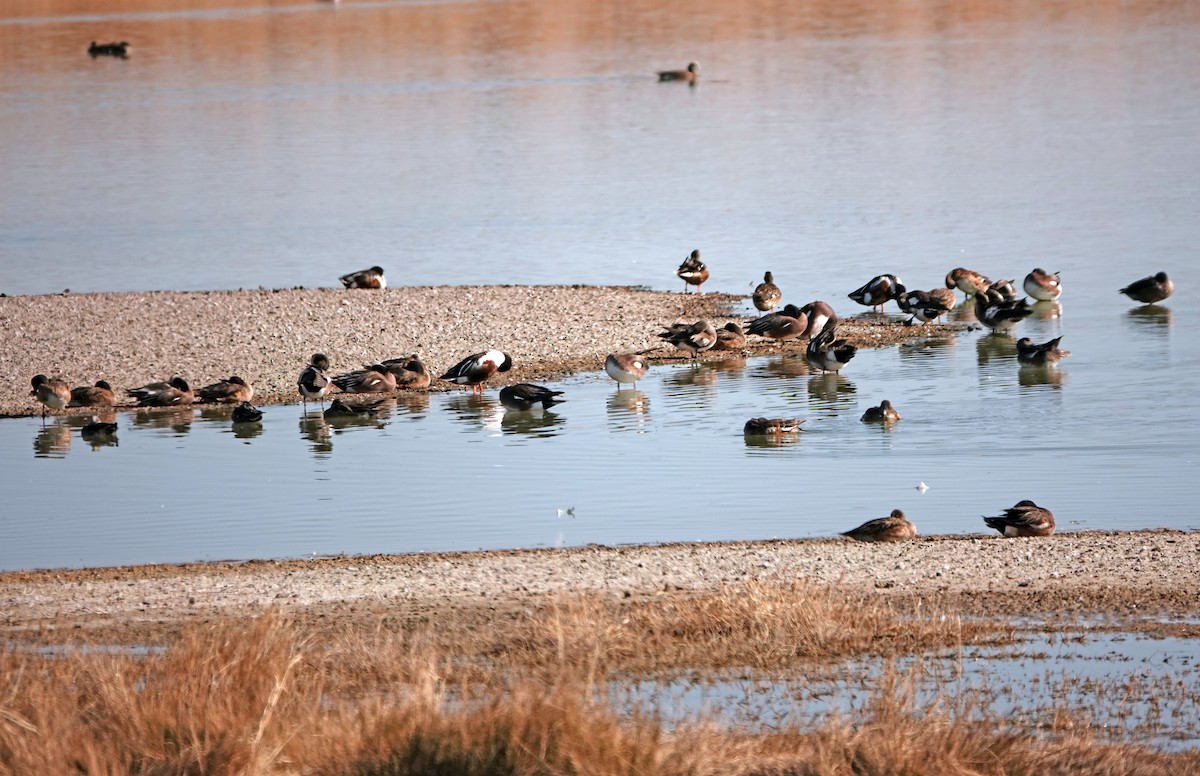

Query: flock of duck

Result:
[28,256,1174,544]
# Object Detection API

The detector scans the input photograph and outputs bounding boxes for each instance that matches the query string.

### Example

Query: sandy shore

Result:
[1,285,957,417]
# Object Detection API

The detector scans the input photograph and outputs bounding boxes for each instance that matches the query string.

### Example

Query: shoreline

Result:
[1,284,962,418]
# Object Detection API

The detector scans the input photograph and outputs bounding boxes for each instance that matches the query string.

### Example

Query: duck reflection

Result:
[1018,365,1066,390]
[501,409,565,438]
[33,419,71,458]
[392,392,431,419]
[743,432,802,450]
[298,413,332,456]
[1031,300,1062,320]
[1125,304,1171,331]
[607,389,651,433]
[947,299,977,324]
[324,397,390,430]
[132,407,194,435]
[898,331,956,361]
[197,405,236,423]
[807,373,856,408]
[445,393,503,431]
[976,333,1017,365]
[665,363,718,387]
[754,355,810,379]
[231,421,264,440]
[709,356,747,376]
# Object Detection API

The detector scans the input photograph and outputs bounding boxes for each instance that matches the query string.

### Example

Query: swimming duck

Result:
[752,271,782,312]
[798,301,837,339]
[1119,272,1174,305]
[439,350,513,394]
[711,322,747,351]
[743,417,805,435]
[605,353,649,389]
[339,266,387,289]
[378,354,431,390]
[1015,336,1070,366]
[983,500,1056,537]
[861,399,901,423]
[657,62,699,83]
[897,289,954,324]
[659,320,717,357]
[88,41,129,58]
[196,375,254,404]
[747,304,808,342]
[323,398,384,419]
[676,249,708,293]
[1023,268,1062,302]
[80,419,119,444]
[945,267,991,297]
[68,380,116,408]
[848,274,905,312]
[231,401,264,424]
[332,364,397,393]
[499,383,565,411]
[127,375,194,407]
[30,375,70,416]
[298,353,332,405]
[974,287,1033,333]
[842,509,916,542]
[805,319,857,373]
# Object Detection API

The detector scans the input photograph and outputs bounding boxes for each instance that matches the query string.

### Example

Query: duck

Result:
[861,399,901,423]
[896,288,954,324]
[339,266,386,289]
[439,350,513,394]
[323,398,384,419]
[987,279,1018,301]
[1023,268,1062,302]
[1119,272,1174,305]
[711,322,747,351]
[127,375,194,407]
[499,383,565,411]
[377,354,431,390]
[657,62,699,83]
[752,271,782,312]
[231,401,264,424]
[945,267,991,297]
[1016,336,1070,366]
[605,353,649,389]
[805,319,857,373]
[974,287,1033,333]
[743,417,805,435]
[80,419,119,443]
[298,353,333,405]
[983,500,1056,537]
[68,380,116,408]
[842,509,916,542]
[30,375,70,416]
[88,41,130,58]
[747,304,808,342]
[798,301,837,339]
[848,274,905,312]
[332,364,397,393]
[676,249,708,293]
[196,375,254,404]
[658,320,717,358]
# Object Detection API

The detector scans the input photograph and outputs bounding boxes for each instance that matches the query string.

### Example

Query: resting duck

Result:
[1120,271,1174,305]
[987,279,1018,301]
[298,353,332,405]
[743,417,805,436]
[323,398,384,419]
[1023,268,1062,302]
[897,288,954,324]
[88,41,129,58]
[339,266,386,289]
[848,274,905,312]
[711,322,747,351]
[332,364,397,393]
[842,509,916,542]
[798,301,837,339]
[231,401,264,424]
[659,320,717,357]
[1016,336,1070,366]
[676,249,708,293]
[657,62,699,83]
[974,287,1033,333]
[861,399,901,423]
[80,419,119,444]
[499,383,565,411]
[127,375,194,407]
[196,375,254,404]
[945,267,991,297]
[68,380,116,407]
[439,350,513,394]
[983,500,1056,537]
[806,319,857,373]
[30,375,70,416]
[752,271,782,312]
[378,354,431,390]
[747,304,807,342]
[605,353,649,389]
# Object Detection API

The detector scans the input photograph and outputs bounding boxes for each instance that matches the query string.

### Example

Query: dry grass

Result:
[1,581,1196,775]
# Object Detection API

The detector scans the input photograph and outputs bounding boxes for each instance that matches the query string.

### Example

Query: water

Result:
[1,0,1199,571]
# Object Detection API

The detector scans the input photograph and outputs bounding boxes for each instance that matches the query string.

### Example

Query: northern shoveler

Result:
[657,62,699,83]
[861,399,901,423]
[196,375,254,404]
[1023,268,1062,302]
[68,380,116,408]
[499,383,565,411]
[798,301,837,339]
[842,509,917,542]
[983,500,1056,537]
[897,288,954,324]
[127,375,194,407]
[298,353,332,405]
[605,353,649,389]
[30,375,70,416]
[974,288,1033,333]
[805,319,857,373]
[80,419,119,444]
[231,401,264,424]
[339,266,386,289]
[848,274,905,312]
[1015,336,1070,366]
[752,271,782,312]
[1119,272,1174,305]
[439,350,513,394]
[676,249,709,293]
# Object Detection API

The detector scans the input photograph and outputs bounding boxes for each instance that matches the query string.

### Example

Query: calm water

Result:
[2,0,1199,570]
